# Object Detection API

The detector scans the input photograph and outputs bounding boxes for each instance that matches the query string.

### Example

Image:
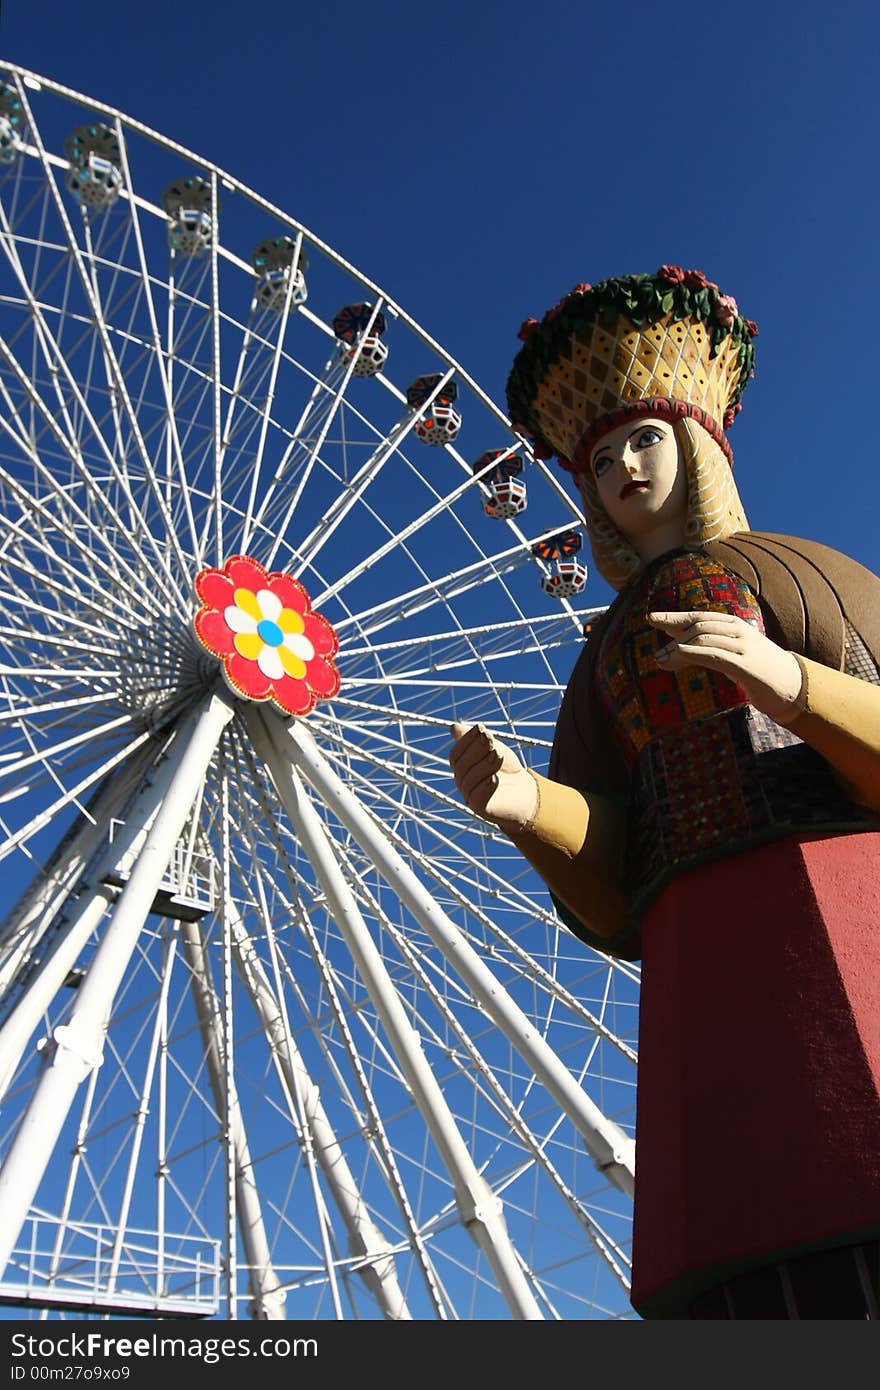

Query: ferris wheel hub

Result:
[193,555,341,715]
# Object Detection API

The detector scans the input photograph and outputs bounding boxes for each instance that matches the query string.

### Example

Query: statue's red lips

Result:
[620,480,650,499]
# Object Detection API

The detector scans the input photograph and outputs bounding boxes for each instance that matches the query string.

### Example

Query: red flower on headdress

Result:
[722,403,743,429]
[193,555,340,717]
[658,265,685,283]
[532,440,554,461]
[518,318,538,342]
[683,269,709,288]
[744,319,759,337]
[569,282,592,296]
[714,294,739,327]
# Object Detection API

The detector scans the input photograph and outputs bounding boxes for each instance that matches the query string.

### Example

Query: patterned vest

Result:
[594,549,880,922]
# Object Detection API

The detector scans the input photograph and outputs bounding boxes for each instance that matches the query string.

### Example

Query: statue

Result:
[450,268,880,1319]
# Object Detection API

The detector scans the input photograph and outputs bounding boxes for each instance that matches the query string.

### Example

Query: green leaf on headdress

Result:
[660,292,675,314]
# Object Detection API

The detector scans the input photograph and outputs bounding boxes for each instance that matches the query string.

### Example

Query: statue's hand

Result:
[648,610,805,724]
[449,722,539,832]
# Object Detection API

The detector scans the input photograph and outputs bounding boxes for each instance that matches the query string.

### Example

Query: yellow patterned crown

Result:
[506,267,758,473]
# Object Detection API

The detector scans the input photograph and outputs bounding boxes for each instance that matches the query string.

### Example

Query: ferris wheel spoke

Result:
[258,301,386,540]
[0,449,184,633]
[108,119,204,567]
[0,295,192,620]
[0,518,132,637]
[238,356,348,555]
[324,696,555,758]
[246,357,410,559]
[0,710,138,789]
[288,380,452,581]
[302,720,640,1049]
[227,256,311,556]
[13,77,194,594]
[339,610,598,683]
[0,719,158,862]
[252,716,553,930]
[0,689,120,730]
[202,173,225,564]
[328,523,577,642]
[163,256,208,541]
[313,448,524,612]
[205,327,263,559]
[0,629,185,687]
[225,760,445,1102]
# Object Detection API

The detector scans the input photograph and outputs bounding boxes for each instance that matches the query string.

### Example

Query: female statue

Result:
[450,268,880,1318]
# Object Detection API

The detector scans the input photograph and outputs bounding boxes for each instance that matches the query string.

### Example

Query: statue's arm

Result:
[786,656,880,814]
[507,773,628,940]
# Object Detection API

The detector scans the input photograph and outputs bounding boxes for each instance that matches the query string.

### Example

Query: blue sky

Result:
[2,0,878,582]
[0,0,877,1325]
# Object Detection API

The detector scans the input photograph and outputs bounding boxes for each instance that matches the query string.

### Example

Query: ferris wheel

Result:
[0,62,639,1322]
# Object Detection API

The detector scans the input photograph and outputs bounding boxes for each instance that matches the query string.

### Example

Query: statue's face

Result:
[589,416,687,546]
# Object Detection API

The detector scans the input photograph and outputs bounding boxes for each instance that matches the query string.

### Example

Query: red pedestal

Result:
[630,831,880,1318]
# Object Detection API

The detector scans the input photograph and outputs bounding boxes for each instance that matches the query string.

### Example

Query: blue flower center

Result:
[257,618,284,647]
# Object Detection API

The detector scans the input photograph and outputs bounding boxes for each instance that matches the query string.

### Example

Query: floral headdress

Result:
[506,267,758,474]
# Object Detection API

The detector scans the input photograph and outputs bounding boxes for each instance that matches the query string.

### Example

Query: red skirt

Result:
[630,830,880,1318]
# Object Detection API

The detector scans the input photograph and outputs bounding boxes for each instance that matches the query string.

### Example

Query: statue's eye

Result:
[594,455,612,478]
[637,430,662,448]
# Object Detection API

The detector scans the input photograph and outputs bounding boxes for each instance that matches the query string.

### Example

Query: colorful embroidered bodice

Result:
[595,550,761,764]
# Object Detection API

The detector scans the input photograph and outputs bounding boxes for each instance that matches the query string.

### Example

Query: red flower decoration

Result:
[569,282,592,295]
[658,265,685,283]
[193,555,340,716]
[532,440,554,460]
[518,317,538,341]
[744,319,759,337]
[683,269,709,288]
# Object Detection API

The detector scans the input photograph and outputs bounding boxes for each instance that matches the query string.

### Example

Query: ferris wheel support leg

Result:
[280,716,637,1198]
[0,687,235,1281]
[0,739,158,994]
[179,921,287,1321]
[247,707,544,1321]
[0,723,221,1102]
[227,899,413,1320]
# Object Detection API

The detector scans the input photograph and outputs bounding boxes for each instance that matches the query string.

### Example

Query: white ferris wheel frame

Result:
[0,61,639,1322]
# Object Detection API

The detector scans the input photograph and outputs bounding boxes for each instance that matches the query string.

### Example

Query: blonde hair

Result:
[574,415,749,591]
